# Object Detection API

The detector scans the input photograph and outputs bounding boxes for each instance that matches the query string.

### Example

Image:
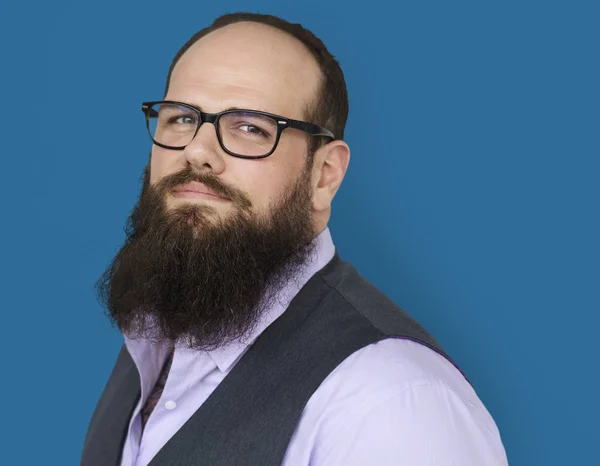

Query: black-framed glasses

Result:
[141,100,335,159]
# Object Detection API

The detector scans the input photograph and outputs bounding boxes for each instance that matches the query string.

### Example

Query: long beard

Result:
[96,164,315,351]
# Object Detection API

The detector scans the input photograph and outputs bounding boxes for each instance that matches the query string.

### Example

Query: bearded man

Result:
[82,12,508,466]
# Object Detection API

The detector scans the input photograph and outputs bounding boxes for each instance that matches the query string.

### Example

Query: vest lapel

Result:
[81,345,141,466]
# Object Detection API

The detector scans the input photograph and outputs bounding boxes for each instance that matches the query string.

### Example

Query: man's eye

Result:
[239,124,268,137]
[169,115,197,125]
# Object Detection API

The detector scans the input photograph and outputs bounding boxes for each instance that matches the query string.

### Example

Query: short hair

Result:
[163,12,349,155]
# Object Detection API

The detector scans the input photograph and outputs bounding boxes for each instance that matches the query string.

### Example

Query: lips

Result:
[171,181,228,200]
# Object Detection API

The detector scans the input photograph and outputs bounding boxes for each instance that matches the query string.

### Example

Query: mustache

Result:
[155,169,252,210]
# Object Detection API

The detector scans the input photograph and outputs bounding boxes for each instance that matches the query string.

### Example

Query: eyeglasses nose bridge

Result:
[190,111,218,138]
[200,111,219,126]
[187,111,221,149]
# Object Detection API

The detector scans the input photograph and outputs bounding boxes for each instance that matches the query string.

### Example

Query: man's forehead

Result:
[168,22,321,117]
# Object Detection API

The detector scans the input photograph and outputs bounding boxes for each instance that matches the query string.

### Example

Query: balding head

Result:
[168,21,322,125]
[164,13,349,142]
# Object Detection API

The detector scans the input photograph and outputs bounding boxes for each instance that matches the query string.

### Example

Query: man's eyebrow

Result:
[176,100,204,111]
[222,105,274,113]
[175,101,274,115]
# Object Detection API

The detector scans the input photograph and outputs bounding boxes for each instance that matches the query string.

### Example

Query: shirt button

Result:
[165,400,177,410]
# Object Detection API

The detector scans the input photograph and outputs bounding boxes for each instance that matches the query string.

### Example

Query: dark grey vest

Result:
[81,254,463,466]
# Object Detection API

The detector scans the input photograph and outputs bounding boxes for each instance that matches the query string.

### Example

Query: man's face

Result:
[96,23,325,348]
[150,22,323,224]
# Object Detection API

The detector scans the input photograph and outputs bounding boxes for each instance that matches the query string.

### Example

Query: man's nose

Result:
[182,122,226,174]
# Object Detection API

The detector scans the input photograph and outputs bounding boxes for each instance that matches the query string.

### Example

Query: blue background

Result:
[1,0,598,464]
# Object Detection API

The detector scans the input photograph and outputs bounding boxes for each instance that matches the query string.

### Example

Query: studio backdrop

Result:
[0,1,598,465]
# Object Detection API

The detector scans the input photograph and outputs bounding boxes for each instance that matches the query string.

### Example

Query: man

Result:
[82,12,508,466]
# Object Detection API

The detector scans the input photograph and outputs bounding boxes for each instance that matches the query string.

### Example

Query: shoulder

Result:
[287,338,508,466]
[305,337,478,418]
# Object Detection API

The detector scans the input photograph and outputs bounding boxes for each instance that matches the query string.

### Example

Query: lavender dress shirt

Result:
[120,228,508,465]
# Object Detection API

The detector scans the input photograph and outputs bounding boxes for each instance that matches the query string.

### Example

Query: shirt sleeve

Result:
[312,378,508,466]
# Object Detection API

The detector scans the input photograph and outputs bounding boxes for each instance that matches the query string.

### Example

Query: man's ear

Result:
[311,140,350,213]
